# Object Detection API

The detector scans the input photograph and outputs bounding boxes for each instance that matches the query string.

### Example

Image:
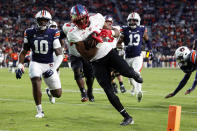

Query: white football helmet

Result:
[175,46,190,65]
[49,20,58,29]
[35,10,52,30]
[127,12,141,29]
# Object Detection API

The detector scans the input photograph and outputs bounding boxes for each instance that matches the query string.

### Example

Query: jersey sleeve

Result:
[67,31,82,43]
[89,13,105,33]
[53,30,60,39]
[62,23,73,35]
[190,50,197,64]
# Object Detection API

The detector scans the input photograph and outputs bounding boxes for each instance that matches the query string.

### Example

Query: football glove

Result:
[15,63,24,79]
[146,51,154,60]
[43,69,54,78]
[165,93,175,99]
[99,29,114,42]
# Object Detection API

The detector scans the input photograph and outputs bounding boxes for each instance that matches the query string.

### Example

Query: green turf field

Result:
[0,68,197,131]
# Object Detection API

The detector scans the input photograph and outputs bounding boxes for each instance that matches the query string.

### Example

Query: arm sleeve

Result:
[53,39,61,49]
[190,72,197,90]
[173,73,191,95]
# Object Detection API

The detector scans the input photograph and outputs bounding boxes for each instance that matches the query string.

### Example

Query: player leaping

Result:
[67,4,143,126]
[15,10,63,118]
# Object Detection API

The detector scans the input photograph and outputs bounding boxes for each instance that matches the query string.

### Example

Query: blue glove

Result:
[15,68,24,79]
[43,69,54,78]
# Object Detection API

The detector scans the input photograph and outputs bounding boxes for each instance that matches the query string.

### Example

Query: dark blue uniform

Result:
[24,28,60,63]
[122,25,145,58]
[172,50,197,95]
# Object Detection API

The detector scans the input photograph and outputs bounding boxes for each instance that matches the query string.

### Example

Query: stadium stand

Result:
[0,0,196,68]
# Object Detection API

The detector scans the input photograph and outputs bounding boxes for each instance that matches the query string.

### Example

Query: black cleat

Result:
[132,72,143,83]
[120,85,126,93]
[87,93,95,102]
[120,117,134,126]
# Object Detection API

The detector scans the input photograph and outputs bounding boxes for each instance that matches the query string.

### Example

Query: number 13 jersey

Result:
[121,25,146,58]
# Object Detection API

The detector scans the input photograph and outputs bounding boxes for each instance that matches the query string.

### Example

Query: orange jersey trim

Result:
[191,51,196,64]
[54,32,60,37]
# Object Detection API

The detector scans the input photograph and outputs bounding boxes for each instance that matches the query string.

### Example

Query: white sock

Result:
[36,104,42,113]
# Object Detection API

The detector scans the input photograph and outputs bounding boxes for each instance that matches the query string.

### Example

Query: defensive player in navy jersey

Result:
[15,10,63,118]
[118,12,152,102]
[165,46,197,98]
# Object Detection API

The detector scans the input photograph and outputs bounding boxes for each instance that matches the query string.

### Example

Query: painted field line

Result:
[0,98,197,114]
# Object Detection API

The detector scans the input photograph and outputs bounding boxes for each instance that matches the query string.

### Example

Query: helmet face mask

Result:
[35,10,52,30]
[70,4,89,29]
[175,46,190,67]
[127,12,141,29]
[49,20,58,29]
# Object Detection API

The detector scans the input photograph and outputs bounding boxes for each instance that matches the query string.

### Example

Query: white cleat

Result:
[46,88,55,104]
[137,91,143,102]
[35,112,44,118]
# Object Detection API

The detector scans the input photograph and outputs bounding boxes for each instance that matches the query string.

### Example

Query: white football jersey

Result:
[67,13,113,61]
[110,25,121,49]
[62,23,81,57]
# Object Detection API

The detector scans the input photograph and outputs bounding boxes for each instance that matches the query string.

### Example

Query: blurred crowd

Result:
[0,0,196,68]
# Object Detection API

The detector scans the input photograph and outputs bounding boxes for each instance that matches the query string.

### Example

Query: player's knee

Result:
[74,71,83,80]
[51,89,62,98]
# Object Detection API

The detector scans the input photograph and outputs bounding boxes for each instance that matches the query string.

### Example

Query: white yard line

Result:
[0,97,197,114]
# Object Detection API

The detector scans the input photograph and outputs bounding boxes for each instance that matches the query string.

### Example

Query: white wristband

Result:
[111,30,115,36]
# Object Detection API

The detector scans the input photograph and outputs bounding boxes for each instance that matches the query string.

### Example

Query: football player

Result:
[165,46,197,98]
[118,12,153,102]
[60,22,95,102]
[104,15,126,94]
[15,10,63,118]
[67,4,143,126]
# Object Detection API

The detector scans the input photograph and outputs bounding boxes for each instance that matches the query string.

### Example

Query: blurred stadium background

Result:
[0,0,197,131]
[0,0,197,68]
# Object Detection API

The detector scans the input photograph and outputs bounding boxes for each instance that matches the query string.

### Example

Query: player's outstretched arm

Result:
[165,73,191,98]
[185,72,197,95]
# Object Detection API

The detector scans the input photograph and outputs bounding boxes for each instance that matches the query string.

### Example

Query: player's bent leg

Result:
[74,71,88,102]
[109,50,143,83]
[44,71,62,103]
[132,56,143,102]
[86,77,95,102]
[92,63,133,126]
[130,78,137,96]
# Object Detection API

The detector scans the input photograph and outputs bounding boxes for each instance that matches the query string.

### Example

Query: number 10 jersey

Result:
[24,28,60,63]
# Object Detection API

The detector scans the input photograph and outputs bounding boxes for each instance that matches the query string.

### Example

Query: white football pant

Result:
[29,61,61,90]
[126,54,143,94]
